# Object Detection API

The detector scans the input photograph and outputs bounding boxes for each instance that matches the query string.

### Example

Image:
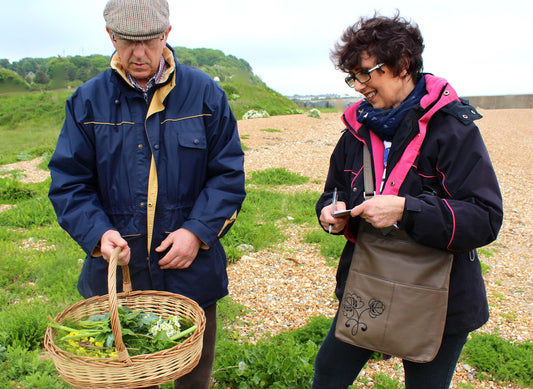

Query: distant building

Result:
[289,94,361,110]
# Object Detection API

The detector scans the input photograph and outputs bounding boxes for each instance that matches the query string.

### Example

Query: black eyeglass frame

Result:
[345,63,385,87]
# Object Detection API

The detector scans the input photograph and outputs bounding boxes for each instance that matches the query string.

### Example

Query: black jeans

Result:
[143,303,217,389]
[312,314,468,389]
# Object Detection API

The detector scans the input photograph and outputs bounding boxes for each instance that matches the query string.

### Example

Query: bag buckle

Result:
[363,191,375,200]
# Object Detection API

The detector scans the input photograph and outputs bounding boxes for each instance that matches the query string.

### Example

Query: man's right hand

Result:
[100,230,130,265]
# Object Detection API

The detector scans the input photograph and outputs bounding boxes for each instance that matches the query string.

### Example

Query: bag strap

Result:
[363,144,375,198]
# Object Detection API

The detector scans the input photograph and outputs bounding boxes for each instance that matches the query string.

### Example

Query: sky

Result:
[1,0,532,97]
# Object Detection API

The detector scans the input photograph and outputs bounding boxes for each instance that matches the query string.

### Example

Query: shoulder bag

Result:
[334,145,453,363]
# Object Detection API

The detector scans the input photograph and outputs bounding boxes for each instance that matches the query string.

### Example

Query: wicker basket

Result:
[44,247,206,388]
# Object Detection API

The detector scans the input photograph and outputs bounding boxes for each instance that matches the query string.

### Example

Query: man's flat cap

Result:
[104,0,170,40]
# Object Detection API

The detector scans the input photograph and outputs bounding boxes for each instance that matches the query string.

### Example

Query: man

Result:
[48,0,246,387]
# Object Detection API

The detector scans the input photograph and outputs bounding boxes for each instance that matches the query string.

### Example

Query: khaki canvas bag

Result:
[334,145,453,363]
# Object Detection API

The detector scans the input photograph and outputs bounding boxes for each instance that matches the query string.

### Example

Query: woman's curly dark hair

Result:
[331,12,424,78]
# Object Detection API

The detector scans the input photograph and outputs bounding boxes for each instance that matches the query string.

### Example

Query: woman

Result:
[312,14,503,389]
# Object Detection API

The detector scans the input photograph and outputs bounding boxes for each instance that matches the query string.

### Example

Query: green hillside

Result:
[0,47,299,120]
[173,47,299,118]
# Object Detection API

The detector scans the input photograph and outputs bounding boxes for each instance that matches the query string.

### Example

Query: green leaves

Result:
[50,306,197,358]
[463,333,533,386]
[213,316,332,388]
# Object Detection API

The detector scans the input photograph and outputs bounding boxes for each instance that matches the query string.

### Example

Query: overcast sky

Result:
[1,0,531,97]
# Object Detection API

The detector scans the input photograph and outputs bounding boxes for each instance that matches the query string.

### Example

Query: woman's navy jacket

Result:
[49,46,246,308]
[316,74,503,334]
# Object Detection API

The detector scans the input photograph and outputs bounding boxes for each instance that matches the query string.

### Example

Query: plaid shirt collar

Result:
[126,56,167,92]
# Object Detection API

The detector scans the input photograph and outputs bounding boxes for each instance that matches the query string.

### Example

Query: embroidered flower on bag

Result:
[368,298,385,318]
[341,293,385,336]
[342,293,365,312]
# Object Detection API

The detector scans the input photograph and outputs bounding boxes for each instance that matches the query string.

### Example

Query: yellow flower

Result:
[67,339,78,348]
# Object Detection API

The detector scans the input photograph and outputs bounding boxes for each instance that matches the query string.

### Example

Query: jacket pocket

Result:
[177,130,207,149]
[164,129,207,203]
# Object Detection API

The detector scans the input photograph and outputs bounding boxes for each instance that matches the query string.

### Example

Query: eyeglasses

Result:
[112,33,165,50]
[345,63,384,88]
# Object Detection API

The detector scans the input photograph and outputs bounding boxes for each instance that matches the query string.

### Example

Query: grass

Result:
[222,168,323,261]
[0,177,38,203]
[351,374,405,388]
[212,315,332,388]
[0,91,70,164]
[248,167,309,187]
[219,76,301,119]
[303,228,346,264]
[462,333,533,387]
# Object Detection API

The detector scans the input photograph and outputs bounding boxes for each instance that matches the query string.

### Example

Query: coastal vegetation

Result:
[0,49,530,388]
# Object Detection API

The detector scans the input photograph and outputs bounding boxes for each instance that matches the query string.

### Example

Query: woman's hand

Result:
[320,201,350,234]
[350,195,405,228]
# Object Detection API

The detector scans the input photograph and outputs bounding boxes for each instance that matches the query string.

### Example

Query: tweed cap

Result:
[104,0,170,41]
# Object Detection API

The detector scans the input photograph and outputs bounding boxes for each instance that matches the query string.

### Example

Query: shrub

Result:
[0,69,30,92]
[308,108,322,119]
[0,302,52,350]
[0,178,36,202]
[1,345,65,388]
[213,316,332,388]
[462,332,533,386]
[242,109,270,120]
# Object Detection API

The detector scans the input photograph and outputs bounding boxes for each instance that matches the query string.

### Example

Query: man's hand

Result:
[350,195,405,228]
[156,228,201,270]
[100,230,130,265]
[320,201,350,234]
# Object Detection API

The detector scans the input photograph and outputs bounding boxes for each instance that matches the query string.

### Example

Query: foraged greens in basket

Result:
[49,305,197,358]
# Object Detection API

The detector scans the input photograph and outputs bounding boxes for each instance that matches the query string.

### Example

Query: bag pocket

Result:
[336,271,449,363]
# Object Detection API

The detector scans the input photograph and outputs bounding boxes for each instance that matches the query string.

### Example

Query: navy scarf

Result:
[356,77,426,141]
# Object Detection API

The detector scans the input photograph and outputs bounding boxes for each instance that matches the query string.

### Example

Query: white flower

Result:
[149,316,181,338]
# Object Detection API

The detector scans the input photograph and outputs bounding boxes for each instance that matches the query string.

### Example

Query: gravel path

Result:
[3,108,531,388]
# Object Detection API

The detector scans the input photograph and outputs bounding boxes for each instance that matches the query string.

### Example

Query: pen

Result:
[329,188,337,234]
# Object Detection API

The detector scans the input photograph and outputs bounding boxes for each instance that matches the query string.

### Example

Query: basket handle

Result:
[108,247,133,365]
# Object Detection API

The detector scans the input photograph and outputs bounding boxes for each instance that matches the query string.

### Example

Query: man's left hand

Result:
[155,228,201,269]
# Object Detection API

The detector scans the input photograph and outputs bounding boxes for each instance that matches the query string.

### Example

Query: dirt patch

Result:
[0,155,49,183]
